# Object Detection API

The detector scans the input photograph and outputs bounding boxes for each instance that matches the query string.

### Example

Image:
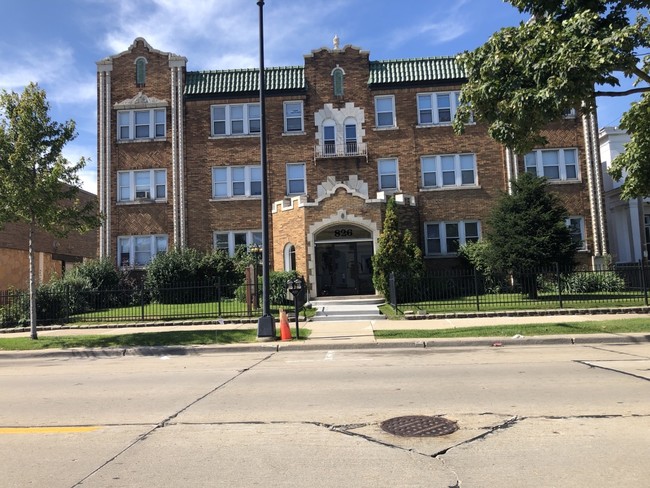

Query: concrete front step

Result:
[310,295,386,322]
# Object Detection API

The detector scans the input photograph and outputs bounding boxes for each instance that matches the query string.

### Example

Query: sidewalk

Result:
[1,312,649,358]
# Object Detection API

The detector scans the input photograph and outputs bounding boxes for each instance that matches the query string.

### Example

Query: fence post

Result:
[140,281,145,321]
[389,272,397,309]
[473,267,480,311]
[556,262,563,309]
[217,277,222,317]
[640,260,648,306]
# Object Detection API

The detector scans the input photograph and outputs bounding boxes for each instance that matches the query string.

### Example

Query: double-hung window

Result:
[524,148,578,181]
[375,95,395,128]
[118,108,166,140]
[378,158,399,191]
[286,163,306,195]
[117,169,166,202]
[284,101,304,133]
[323,121,336,155]
[566,217,586,250]
[118,235,167,267]
[212,166,262,198]
[421,154,477,188]
[417,91,463,125]
[425,221,480,256]
[345,121,357,154]
[213,230,262,257]
[211,103,261,136]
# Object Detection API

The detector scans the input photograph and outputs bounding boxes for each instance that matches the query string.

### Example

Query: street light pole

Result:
[256,0,275,339]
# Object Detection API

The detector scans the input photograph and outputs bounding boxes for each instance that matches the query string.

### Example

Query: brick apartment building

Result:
[0,188,98,289]
[96,38,607,297]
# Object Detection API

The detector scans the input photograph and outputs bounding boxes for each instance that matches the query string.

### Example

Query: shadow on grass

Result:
[0,328,313,351]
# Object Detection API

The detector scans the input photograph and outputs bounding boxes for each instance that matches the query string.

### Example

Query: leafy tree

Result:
[453,0,650,198]
[0,83,100,339]
[372,197,424,298]
[481,172,576,296]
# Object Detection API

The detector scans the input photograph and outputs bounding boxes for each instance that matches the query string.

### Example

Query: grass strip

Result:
[373,318,650,339]
[0,328,311,351]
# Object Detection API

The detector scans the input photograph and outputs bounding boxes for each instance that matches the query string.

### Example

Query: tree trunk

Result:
[28,221,38,340]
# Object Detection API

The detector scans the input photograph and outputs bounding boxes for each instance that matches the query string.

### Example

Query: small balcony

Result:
[314,141,367,161]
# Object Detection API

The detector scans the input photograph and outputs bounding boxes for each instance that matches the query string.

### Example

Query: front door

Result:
[315,241,374,296]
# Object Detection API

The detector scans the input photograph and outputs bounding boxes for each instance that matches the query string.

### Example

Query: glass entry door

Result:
[315,242,373,296]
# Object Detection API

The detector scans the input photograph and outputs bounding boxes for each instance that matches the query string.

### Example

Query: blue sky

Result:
[0,0,641,193]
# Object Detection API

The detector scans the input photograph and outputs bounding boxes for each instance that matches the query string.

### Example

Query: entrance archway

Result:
[314,224,374,296]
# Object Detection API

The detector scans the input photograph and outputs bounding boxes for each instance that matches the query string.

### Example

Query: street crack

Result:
[70,352,276,487]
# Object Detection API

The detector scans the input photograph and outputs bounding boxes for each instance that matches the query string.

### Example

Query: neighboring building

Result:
[600,126,647,263]
[96,37,607,297]
[0,189,98,289]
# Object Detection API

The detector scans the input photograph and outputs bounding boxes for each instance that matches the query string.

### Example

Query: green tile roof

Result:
[185,66,305,96]
[369,57,465,84]
[184,56,464,96]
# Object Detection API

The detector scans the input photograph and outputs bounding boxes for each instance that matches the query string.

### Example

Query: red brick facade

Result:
[0,188,98,289]
[97,39,605,297]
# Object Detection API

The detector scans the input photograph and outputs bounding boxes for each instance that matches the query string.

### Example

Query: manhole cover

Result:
[380,415,458,437]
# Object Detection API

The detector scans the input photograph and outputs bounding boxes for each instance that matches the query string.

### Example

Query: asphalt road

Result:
[1,343,649,487]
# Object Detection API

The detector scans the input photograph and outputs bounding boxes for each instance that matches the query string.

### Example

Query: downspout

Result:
[177,65,186,247]
[505,147,513,194]
[171,65,179,249]
[98,70,105,258]
[105,71,112,260]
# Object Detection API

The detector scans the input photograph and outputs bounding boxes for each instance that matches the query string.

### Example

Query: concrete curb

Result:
[2,333,648,360]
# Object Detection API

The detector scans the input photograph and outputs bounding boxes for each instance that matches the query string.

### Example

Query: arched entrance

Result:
[314,224,374,296]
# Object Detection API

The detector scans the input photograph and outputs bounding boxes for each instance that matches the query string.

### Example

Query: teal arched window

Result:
[136,58,147,86]
[332,67,344,97]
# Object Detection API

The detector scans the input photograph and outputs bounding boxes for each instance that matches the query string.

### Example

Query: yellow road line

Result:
[0,426,100,434]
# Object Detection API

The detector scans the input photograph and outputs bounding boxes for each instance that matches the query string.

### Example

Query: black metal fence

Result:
[389,262,650,314]
[0,280,271,328]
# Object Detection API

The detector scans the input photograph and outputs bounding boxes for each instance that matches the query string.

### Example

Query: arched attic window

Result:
[332,66,344,97]
[135,57,147,86]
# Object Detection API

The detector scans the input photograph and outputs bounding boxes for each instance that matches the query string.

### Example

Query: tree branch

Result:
[594,86,650,97]
[631,66,650,85]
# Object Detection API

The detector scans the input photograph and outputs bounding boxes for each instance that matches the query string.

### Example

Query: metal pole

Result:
[256,0,275,339]
[294,293,300,339]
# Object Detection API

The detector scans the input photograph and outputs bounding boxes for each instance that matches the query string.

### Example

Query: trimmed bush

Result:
[145,248,240,304]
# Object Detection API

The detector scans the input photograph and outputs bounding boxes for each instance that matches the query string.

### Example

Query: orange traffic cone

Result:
[280,309,293,341]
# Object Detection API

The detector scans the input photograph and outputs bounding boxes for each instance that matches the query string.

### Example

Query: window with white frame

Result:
[211,103,260,136]
[117,169,166,202]
[117,108,166,140]
[375,95,395,128]
[286,163,306,195]
[378,158,399,190]
[213,230,262,257]
[425,221,480,255]
[524,148,578,181]
[212,166,262,198]
[566,217,586,250]
[344,118,358,154]
[118,235,167,267]
[323,120,336,155]
[417,91,463,125]
[284,101,304,133]
[421,154,477,188]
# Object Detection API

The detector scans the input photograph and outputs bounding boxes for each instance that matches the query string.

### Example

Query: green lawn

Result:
[374,318,650,339]
[0,328,312,351]
[380,292,648,318]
